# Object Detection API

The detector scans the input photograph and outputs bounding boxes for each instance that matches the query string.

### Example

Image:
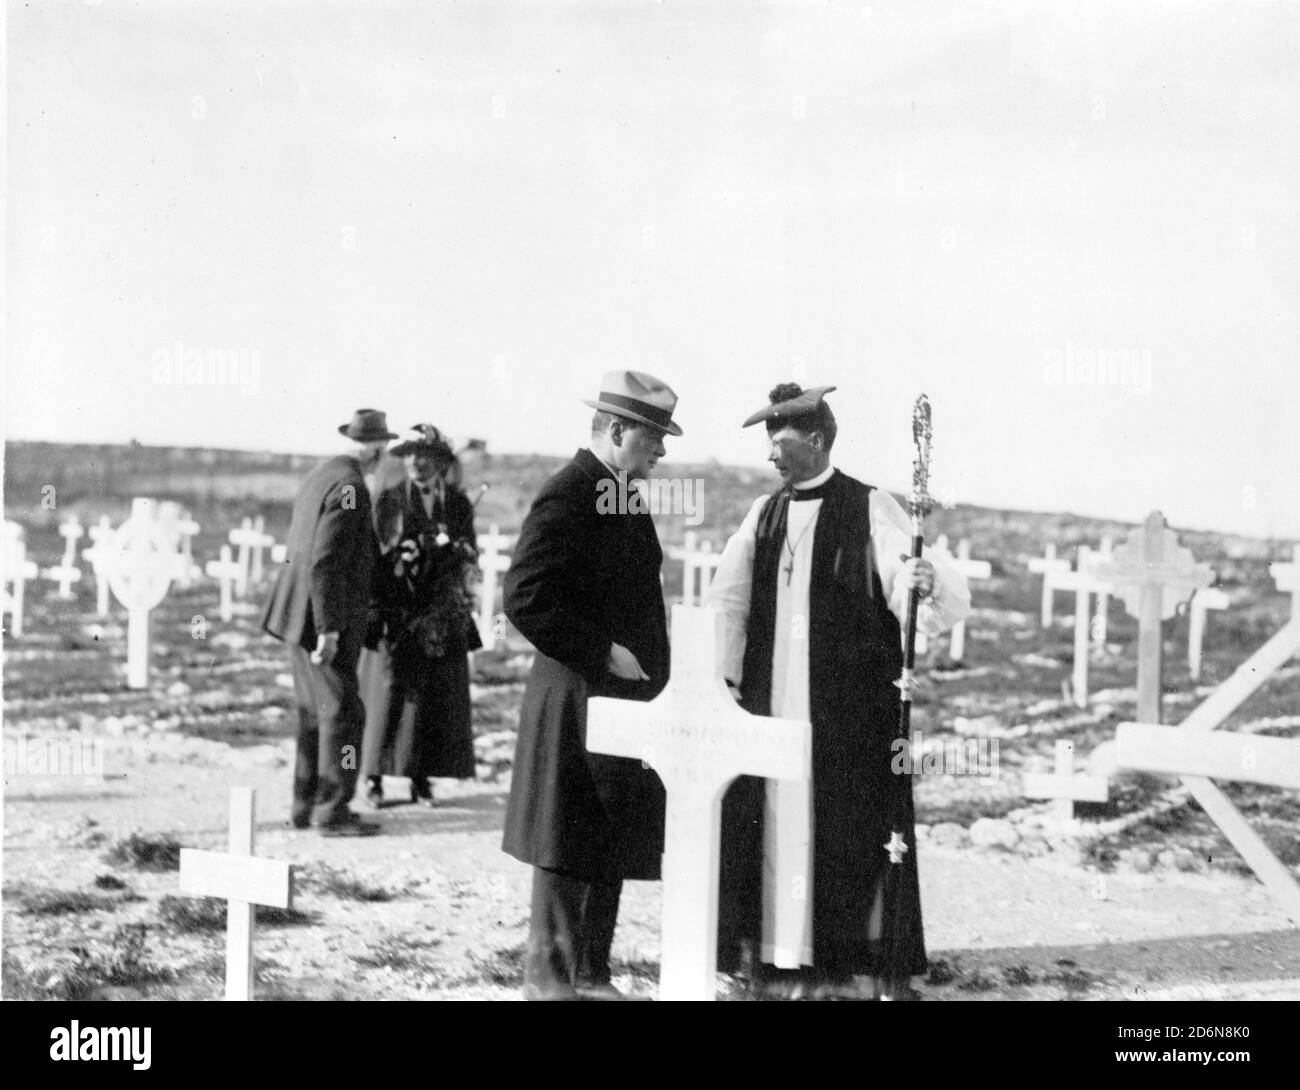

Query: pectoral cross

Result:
[783,557,796,585]
[884,830,909,864]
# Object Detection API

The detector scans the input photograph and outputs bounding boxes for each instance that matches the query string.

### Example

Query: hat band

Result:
[598,392,673,430]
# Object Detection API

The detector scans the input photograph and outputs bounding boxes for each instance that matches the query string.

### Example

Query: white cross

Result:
[1028,543,1071,627]
[1022,739,1109,821]
[929,536,990,663]
[476,524,513,649]
[205,545,240,623]
[45,518,85,599]
[1080,534,1114,642]
[82,516,116,617]
[1270,545,1300,621]
[104,498,177,689]
[1188,587,1230,682]
[672,531,722,607]
[227,519,264,598]
[1037,546,1111,708]
[176,511,201,588]
[586,605,811,1001]
[1117,618,1300,926]
[1093,511,1213,725]
[179,787,295,1001]
[2,522,40,638]
[248,515,275,585]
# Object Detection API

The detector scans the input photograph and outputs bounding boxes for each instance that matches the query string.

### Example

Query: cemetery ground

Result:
[4,522,1300,1002]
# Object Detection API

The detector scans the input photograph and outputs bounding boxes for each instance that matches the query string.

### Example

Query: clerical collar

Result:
[789,465,836,501]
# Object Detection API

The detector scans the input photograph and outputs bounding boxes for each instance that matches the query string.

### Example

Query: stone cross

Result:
[205,545,240,623]
[586,605,811,1001]
[47,518,85,599]
[2,522,39,638]
[476,525,513,649]
[1028,543,1071,627]
[1022,739,1108,821]
[1117,618,1300,925]
[82,516,115,617]
[179,787,294,1001]
[1188,587,1230,682]
[1093,511,1213,725]
[105,498,177,689]
[228,518,263,598]
[1270,545,1300,621]
[931,536,990,663]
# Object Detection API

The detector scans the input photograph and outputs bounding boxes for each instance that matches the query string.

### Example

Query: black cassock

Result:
[360,479,481,784]
[717,470,927,979]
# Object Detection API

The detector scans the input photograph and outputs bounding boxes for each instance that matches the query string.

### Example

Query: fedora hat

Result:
[338,408,399,442]
[582,370,683,436]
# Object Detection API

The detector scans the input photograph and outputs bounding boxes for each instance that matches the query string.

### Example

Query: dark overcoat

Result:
[359,478,479,780]
[261,454,377,650]
[501,448,668,881]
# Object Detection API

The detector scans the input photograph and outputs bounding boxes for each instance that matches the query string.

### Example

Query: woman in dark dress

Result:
[358,425,482,806]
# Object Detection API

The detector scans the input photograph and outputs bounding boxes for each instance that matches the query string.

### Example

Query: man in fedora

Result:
[503,370,681,1000]
[262,409,396,836]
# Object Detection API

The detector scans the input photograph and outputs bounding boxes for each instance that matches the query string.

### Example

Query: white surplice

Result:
[704,465,971,968]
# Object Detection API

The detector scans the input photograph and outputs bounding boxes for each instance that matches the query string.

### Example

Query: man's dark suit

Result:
[503,447,668,995]
[261,454,379,827]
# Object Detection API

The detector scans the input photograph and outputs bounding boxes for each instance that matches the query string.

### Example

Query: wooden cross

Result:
[930,536,990,663]
[1080,535,1114,642]
[105,498,177,689]
[248,515,275,585]
[176,512,201,588]
[2,521,39,638]
[1022,739,1108,821]
[82,516,115,617]
[476,524,513,649]
[179,787,294,1000]
[1028,543,1071,627]
[1093,511,1213,725]
[1270,545,1300,621]
[205,545,240,623]
[1117,618,1300,926]
[1037,546,1110,708]
[586,605,811,1001]
[47,518,85,599]
[1188,587,1230,682]
[674,531,722,607]
[227,518,263,598]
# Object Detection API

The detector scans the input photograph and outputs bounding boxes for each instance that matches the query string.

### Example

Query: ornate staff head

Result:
[909,393,934,521]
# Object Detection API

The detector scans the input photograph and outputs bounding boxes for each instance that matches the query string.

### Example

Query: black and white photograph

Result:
[3,0,1298,1031]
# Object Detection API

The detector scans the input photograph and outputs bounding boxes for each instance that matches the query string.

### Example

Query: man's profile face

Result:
[767,425,824,485]
[610,419,667,480]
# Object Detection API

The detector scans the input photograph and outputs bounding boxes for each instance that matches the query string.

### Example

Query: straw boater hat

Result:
[582,370,683,436]
[338,408,399,441]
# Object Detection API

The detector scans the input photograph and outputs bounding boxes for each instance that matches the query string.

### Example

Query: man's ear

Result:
[609,418,625,447]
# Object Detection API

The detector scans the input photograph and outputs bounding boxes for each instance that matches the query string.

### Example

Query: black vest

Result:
[740,470,904,721]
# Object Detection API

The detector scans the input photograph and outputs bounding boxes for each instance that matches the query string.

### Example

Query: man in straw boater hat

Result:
[706,383,970,998]
[502,370,682,1000]
[357,424,482,809]
[262,409,396,837]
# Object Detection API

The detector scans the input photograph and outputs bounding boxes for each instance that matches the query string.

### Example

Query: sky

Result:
[6,0,1299,538]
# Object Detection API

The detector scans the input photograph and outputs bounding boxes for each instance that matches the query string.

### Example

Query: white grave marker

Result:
[1039,546,1110,708]
[82,516,115,617]
[476,525,513,649]
[205,545,240,623]
[1117,618,1300,925]
[46,518,85,599]
[932,537,990,663]
[586,605,811,1001]
[2,522,39,638]
[1029,543,1071,627]
[1270,545,1300,621]
[677,532,722,607]
[228,518,263,598]
[248,515,275,585]
[105,498,177,689]
[1188,587,1230,682]
[1023,739,1109,821]
[179,787,295,1001]
[176,512,201,588]
[1093,511,1213,725]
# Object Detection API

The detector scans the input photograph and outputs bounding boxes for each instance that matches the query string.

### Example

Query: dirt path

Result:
[5,734,1298,1001]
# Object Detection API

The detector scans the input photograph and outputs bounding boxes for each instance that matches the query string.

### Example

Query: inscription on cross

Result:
[1093,511,1212,725]
[586,605,810,1001]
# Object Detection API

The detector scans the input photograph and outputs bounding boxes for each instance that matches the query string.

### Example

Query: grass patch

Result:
[463,944,525,987]
[24,925,176,999]
[94,874,131,892]
[104,832,183,872]
[16,887,124,916]
[297,862,404,903]
[350,933,443,972]
[155,894,314,932]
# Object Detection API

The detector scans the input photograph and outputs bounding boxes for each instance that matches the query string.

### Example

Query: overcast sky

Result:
[7,0,1299,538]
